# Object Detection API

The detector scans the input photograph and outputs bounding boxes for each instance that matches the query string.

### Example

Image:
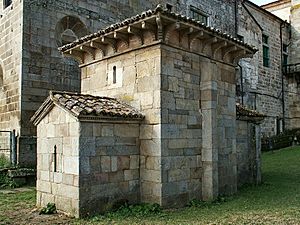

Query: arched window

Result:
[55,16,88,47]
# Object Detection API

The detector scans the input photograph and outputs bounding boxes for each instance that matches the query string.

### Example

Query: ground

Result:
[1,147,300,225]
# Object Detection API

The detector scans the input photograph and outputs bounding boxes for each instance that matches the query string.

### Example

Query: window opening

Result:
[113,66,117,84]
[53,145,57,172]
[3,0,12,9]
[262,34,269,67]
[283,44,288,66]
[190,6,208,25]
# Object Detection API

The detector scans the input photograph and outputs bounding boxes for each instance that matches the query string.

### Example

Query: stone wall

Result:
[20,0,237,144]
[241,3,290,136]
[0,0,23,137]
[287,1,300,129]
[80,44,162,204]
[36,104,141,217]
[159,45,202,207]
[36,106,80,216]
[79,121,140,216]
[236,120,261,186]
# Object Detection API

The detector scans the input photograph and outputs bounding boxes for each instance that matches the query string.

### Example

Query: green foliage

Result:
[261,128,300,151]
[0,173,18,188]
[108,203,162,218]
[39,203,57,215]
[0,154,11,168]
[90,202,163,221]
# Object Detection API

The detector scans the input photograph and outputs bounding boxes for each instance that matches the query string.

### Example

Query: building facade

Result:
[0,1,298,163]
[0,0,244,166]
[32,6,262,217]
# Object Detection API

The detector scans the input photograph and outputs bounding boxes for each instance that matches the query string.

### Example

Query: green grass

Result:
[0,189,35,223]
[1,147,300,224]
[76,146,300,224]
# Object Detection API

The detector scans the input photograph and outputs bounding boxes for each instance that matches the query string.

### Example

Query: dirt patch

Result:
[2,207,73,225]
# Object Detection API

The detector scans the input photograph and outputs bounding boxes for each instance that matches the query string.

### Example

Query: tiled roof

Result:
[31,91,144,125]
[58,5,256,53]
[236,103,265,122]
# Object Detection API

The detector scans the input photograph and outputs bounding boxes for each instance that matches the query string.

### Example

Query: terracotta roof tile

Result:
[236,103,266,122]
[31,91,144,125]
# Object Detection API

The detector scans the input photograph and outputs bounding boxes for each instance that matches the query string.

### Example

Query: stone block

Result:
[102,125,114,137]
[114,124,139,137]
[124,169,139,181]
[168,139,188,149]
[140,139,161,156]
[53,172,62,183]
[141,169,161,182]
[168,169,190,182]
[101,156,111,172]
[130,155,139,169]
[64,156,79,175]
[37,180,51,193]
[118,156,130,170]
[111,156,118,172]
[80,156,90,175]
[108,171,124,183]
[140,125,153,139]
[63,174,74,186]
[40,170,50,181]
[146,156,161,170]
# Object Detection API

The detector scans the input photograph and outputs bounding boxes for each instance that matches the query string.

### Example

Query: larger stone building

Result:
[0,0,298,165]
[0,0,251,166]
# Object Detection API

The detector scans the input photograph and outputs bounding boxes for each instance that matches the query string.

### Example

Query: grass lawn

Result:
[1,146,300,224]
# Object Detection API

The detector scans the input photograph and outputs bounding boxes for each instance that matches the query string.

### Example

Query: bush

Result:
[0,154,11,168]
[40,203,57,215]
[0,173,18,188]
[261,128,300,151]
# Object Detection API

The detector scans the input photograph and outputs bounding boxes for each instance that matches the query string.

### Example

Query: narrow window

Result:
[53,145,57,172]
[283,44,288,66]
[276,118,283,135]
[262,34,270,67]
[113,66,117,84]
[3,0,12,9]
[190,6,208,25]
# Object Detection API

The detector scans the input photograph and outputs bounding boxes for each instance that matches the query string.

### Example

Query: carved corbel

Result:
[222,46,238,61]
[114,31,129,48]
[201,37,218,54]
[79,45,96,60]
[128,25,143,45]
[232,50,254,65]
[189,30,205,50]
[101,36,117,53]
[64,49,84,64]
[141,21,157,41]
[89,41,107,57]
[156,14,163,40]
[164,21,181,43]
[212,40,228,59]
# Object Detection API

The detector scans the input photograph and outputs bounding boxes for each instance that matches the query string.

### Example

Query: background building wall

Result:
[0,0,23,139]
[240,2,290,136]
